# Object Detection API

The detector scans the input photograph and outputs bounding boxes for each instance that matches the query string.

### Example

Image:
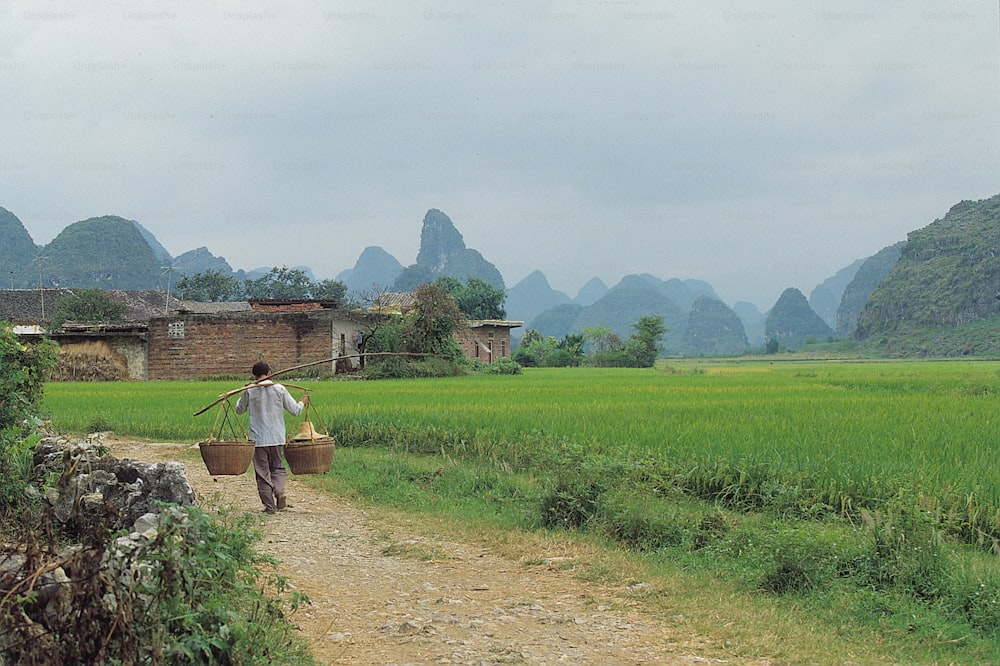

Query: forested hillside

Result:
[765,288,833,348]
[44,217,164,290]
[0,208,40,288]
[855,194,1000,355]
[836,242,903,338]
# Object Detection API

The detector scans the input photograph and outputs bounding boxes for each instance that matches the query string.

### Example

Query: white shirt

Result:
[234,380,304,447]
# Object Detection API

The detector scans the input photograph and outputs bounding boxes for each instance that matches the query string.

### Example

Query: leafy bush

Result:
[595,492,687,551]
[540,459,624,529]
[0,324,57,515]
[364,319,404,355]
[0,433,45,518]
[361,356,466,379]
[360,285,467,378]
[515,333,583,367]
[0,504,314,665]
[50,289,129,329]
[473,358,522,375]
[540,472,604,529]
[403,283,466,359]
[757,526,851,595]
[0,324,58,432]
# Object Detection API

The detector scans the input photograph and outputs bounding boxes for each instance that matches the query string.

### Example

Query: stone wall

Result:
[147,311,338,379]
[109,336,148,379]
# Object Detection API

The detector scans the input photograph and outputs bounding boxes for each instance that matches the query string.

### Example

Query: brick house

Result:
[3,290,522,379]
[454,319,522,364]
[147,300,368,380]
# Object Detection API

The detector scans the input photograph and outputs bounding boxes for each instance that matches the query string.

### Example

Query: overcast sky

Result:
[3,2,998,310]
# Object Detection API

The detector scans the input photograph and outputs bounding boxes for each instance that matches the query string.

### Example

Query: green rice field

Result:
[43,359,1000,543]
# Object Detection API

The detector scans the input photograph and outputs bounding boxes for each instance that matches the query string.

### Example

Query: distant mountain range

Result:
[3,192,999,356]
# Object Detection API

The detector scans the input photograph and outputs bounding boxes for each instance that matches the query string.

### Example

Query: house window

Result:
[340,333,346,355]
[500,339,507,358]
[168,321,185,339]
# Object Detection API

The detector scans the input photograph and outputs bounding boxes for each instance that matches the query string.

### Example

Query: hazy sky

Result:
[3,2,997,310]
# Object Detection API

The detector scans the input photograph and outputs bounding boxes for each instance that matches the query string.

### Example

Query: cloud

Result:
[2,1,997,309]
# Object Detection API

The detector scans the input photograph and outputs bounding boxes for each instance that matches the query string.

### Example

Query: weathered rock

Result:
[33,436,195,533]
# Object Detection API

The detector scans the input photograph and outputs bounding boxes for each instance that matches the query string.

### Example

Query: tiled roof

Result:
[1,289,80,322]
[173,300,251,314]
[467,319,524,328]
[365,291,416,314]
[248,299,338,313]
[0,289,248,323]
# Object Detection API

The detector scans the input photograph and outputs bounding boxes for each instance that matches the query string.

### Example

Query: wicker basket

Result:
[196,398,254,475]
[284,438,335,475]
[199,439,255,476]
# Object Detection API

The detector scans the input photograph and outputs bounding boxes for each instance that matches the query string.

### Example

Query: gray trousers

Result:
[253,445,287,511]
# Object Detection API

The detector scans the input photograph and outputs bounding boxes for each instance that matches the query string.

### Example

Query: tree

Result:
[175,269,242,302]
[243,267,348,301]
[244,267,313,300]
[512,333,583,367]
[629,315,667,367]
[555,333,585,367]
[512,335,558,367]
[582,326,622,353]
[401,283,466,358]
[590,315,666,368]
[436,276,506,320]
[520,328,544,346]
[50,289,129,329]
[311,278,348,303]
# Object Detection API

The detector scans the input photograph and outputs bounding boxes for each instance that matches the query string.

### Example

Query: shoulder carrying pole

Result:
[192,351,442,416]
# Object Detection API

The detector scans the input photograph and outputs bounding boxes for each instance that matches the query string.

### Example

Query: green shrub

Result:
[0,504,313,665]
[540,459,623,529]
[0,324,57,516]
[0,324,57,432]
[942,557,1000,633]
[131,506,312,664]
[595,493,687,550]
[757,526,852,595]
[858,502,946,598]
[473,358,522,375]
[0,433,44,514]
[540,474,603,529]
[692,509,732,550]
[361,356,466,379]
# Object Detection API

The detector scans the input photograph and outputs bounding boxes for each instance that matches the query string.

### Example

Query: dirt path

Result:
[109,440,741,665]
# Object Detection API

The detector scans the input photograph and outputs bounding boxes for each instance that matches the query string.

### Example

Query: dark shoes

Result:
[263,494,288,514]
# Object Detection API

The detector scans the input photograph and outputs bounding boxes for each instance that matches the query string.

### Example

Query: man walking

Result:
[235,361,308,514]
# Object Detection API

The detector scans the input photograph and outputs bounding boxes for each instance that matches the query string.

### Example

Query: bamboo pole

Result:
[192,351,443,416]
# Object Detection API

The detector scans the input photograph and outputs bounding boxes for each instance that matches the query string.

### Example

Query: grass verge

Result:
[301,445,1000,664]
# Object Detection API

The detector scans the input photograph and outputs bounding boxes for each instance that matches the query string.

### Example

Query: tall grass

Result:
[43,360,1000,543]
